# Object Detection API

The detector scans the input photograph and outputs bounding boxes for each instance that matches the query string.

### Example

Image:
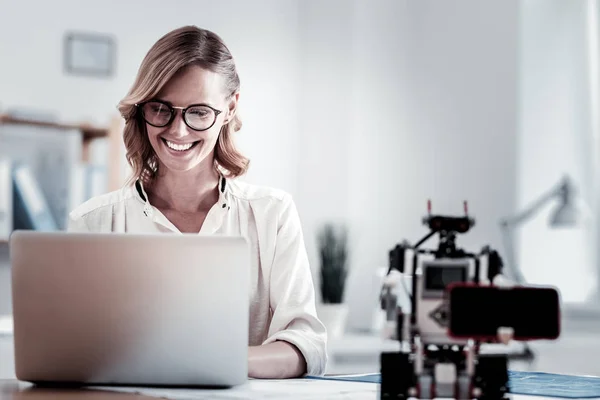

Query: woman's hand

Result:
[248,341,307,379]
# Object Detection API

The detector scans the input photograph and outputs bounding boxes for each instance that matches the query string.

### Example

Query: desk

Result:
[0,379,377,399]
[0,378,590,400]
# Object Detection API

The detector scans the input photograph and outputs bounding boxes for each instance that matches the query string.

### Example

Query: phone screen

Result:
[448,285,560,340]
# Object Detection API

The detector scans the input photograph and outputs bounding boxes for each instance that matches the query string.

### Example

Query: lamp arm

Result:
[499,182,563,228]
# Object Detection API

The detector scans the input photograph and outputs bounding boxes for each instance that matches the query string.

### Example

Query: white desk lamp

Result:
[497,175,586,362]
[499,175,583,285]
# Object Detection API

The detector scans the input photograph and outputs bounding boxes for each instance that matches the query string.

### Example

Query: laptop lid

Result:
[10,231,250,387]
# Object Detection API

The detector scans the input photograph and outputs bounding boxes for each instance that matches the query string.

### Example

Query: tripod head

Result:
[423,200,475,259]
[388,200,477,274]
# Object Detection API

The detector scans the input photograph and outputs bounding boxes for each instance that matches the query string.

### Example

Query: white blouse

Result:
[67,176,328,376]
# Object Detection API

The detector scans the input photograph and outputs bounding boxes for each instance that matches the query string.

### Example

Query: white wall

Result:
[342,0,519,331]
[294,0,355,299]
[517,0,598,303]
[292,0,520,331]
[0,0,301,196]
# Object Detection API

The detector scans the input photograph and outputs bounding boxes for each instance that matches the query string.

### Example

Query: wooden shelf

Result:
[0,113,125,191]
[0,114,108,142]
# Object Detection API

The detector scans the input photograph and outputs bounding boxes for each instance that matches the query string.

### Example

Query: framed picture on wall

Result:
[64,32,115,78]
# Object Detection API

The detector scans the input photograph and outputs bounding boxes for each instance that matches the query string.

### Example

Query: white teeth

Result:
[165,140,193,151]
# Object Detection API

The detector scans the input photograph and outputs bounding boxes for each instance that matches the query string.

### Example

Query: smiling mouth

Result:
[161,138,200,152]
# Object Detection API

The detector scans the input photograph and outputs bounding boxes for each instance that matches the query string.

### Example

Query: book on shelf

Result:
[12,163,58,231]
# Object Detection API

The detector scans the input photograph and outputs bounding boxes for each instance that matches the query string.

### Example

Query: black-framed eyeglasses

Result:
[135,100,222,131]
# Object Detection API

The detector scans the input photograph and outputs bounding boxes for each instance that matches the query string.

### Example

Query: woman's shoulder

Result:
[69,185,137,220]
[226,179,299,220]
[227,178,292,203]
[227,179,304,238]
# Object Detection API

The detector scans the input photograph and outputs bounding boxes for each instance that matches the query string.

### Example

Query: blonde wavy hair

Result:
[118,25,249,186]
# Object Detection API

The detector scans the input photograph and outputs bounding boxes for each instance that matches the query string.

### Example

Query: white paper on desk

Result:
[88,378,377,399]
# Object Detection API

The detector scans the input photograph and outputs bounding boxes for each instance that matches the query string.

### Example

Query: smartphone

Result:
[447,284,561,340]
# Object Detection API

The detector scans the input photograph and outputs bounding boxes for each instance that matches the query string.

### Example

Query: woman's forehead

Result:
[157,65,224,105]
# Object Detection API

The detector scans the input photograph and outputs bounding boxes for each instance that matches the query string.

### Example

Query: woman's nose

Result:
[169,111,188,138]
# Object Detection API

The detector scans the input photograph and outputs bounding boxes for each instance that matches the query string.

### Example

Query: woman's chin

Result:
[156,153,217,174]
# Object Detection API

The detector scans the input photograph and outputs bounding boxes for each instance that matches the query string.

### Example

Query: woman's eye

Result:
[189,111,209,118]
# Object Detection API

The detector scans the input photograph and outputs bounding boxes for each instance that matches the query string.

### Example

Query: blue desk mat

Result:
[307,371,600,398]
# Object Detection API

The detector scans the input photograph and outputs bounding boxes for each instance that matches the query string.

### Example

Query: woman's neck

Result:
[148,163,221,214]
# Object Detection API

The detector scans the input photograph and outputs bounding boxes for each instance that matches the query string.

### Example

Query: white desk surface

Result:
[101,382,594,400]
[5,378,587,400]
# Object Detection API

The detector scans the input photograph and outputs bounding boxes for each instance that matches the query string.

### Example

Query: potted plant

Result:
[316,222,349,339]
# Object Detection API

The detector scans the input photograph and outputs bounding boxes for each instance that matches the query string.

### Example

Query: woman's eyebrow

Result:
[153,98,216,108]
[148,98,172,105]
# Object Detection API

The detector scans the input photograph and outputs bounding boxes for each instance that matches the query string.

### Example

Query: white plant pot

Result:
[316,303,349,339]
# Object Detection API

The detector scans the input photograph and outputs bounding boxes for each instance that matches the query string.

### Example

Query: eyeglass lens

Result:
[141,101,217,131]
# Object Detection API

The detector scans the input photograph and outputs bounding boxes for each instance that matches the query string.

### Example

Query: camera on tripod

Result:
[379,200,561,399]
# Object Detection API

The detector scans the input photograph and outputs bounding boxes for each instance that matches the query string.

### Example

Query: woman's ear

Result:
[224,92,239,124]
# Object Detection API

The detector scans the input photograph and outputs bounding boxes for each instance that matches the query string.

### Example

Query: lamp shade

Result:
[549,201,579,227]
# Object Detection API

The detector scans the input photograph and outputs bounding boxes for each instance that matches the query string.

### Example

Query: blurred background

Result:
[0,0,599,378]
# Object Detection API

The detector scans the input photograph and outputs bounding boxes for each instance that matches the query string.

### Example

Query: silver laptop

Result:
[9,231,250,388]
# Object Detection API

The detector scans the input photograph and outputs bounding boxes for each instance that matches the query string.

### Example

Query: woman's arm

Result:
[255,193,328,378]
[248,341,307,379]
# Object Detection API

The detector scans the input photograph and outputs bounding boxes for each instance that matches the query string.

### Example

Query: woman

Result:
[68,25,327,379]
